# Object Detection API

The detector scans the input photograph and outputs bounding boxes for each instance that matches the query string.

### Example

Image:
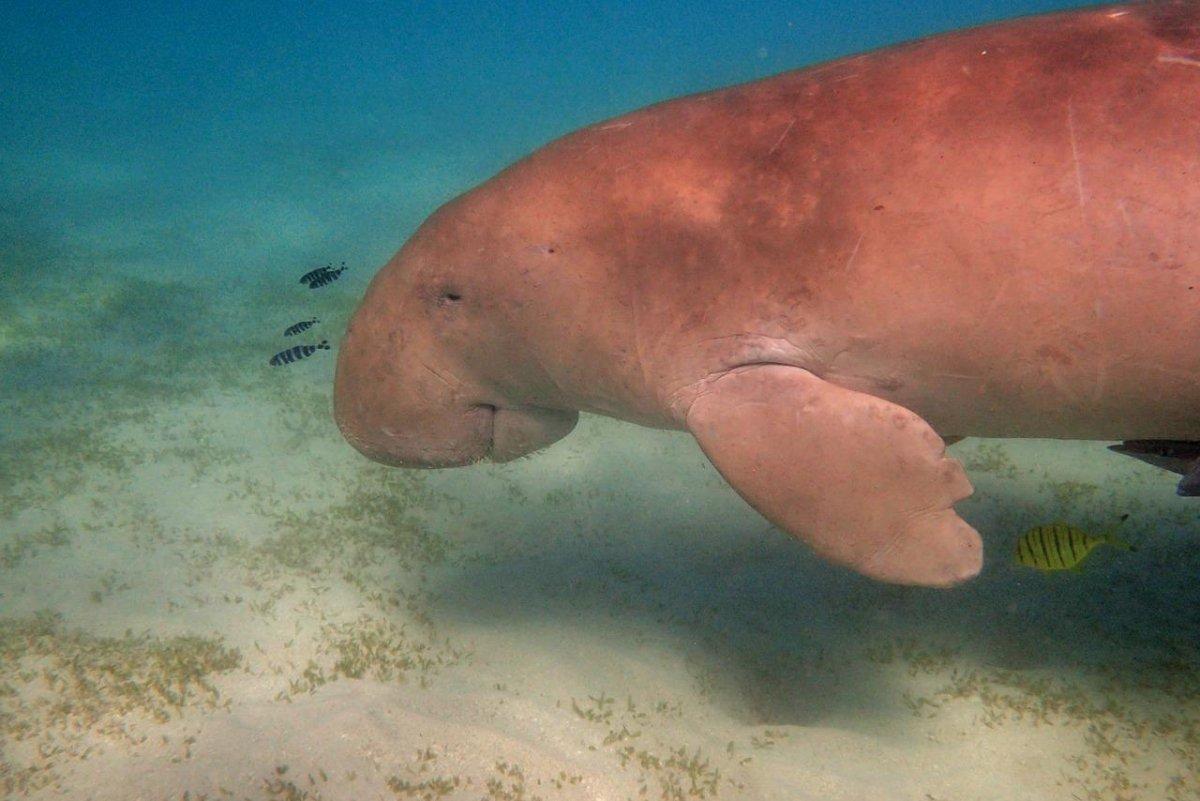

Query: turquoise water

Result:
[2,2,1198,799]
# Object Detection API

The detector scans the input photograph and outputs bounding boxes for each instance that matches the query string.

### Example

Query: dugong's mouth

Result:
[337,402,579,468]
[486,404,580,463]
[353,405,495,468]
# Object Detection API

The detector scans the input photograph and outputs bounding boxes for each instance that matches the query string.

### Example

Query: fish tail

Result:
[1103,535,1136,552]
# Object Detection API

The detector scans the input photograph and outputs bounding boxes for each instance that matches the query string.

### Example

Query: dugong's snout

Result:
[333,306,579,468]
[331,299,488,467]
[334,391,497,468]
[334,391,579,469]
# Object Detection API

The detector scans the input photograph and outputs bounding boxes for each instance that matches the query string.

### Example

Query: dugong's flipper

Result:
[685,364,981,587]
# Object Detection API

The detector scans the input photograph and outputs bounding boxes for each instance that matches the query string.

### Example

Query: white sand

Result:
[3,353,1199,801]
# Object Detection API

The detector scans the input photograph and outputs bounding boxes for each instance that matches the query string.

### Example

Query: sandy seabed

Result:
[2,278,1199,801]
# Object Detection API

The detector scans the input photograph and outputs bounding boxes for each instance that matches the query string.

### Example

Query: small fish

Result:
[283,318,319,336]
[307,263,347,289]
[268,340,330,366]
[1014,519,1135,572]
[299,264,335,285]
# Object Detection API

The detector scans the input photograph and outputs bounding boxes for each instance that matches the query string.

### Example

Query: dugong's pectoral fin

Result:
[684,364,981,587]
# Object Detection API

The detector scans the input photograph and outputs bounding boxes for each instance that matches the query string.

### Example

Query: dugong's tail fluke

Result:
[685,364,981,587]
[1108,440,1200,496]
[1178,467,1200,497]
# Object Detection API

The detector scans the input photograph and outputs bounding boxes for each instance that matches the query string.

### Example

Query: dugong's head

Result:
[333,195,580,468]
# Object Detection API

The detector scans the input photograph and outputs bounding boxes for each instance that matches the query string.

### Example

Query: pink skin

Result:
[335,1,1200,586]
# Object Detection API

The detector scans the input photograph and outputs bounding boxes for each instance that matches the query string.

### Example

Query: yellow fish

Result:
[1014,521,1135,572]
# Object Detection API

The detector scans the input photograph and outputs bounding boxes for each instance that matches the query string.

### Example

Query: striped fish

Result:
[307,263,347,289]
[1014,520,1135,572]
[299,265,334,285]
[268,340,330,367]
[283,317,319,336]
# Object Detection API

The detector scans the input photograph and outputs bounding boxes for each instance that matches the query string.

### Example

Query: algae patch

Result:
[568,693,743,799]
[276,611,471,699]
[0,522,72,570]
[0,612,241,796]
[865,636,1200,801]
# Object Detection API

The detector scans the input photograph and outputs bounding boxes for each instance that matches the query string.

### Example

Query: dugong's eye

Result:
[437,289,462,306]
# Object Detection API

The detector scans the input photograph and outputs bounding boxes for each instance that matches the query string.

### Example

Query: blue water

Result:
[1,0,1072,282]
[2,2,1198,800]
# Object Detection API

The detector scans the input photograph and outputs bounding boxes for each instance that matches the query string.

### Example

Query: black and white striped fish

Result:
[283,318,319,336]
[307,263,347,289]
[268,340,330,366]
[299,264,335,285]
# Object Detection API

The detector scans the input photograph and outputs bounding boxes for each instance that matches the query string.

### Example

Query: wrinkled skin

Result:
[335,1,1200,587]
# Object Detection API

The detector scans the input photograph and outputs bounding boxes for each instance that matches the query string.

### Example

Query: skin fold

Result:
[334,1,1199,587]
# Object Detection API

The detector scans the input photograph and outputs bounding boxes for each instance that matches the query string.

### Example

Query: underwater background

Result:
[2,1,1198,799]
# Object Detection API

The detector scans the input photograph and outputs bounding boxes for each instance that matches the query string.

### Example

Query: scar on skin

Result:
[1116,199,1135,239]
[419,359,459,392]
[768,119,796,155]
[1158,54,1200,68]
[1066,100,1086,211]
[843,233,866,271]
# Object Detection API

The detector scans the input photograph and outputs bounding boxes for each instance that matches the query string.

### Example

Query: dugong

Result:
[334,2,1200,587]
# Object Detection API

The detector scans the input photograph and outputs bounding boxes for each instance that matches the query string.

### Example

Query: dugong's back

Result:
[495,1,1200,440]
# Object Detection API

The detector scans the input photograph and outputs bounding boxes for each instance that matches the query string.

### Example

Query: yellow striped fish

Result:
[1014,521,1135,572]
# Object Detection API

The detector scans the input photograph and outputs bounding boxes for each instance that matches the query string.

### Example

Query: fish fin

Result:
[684,364,980,587]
